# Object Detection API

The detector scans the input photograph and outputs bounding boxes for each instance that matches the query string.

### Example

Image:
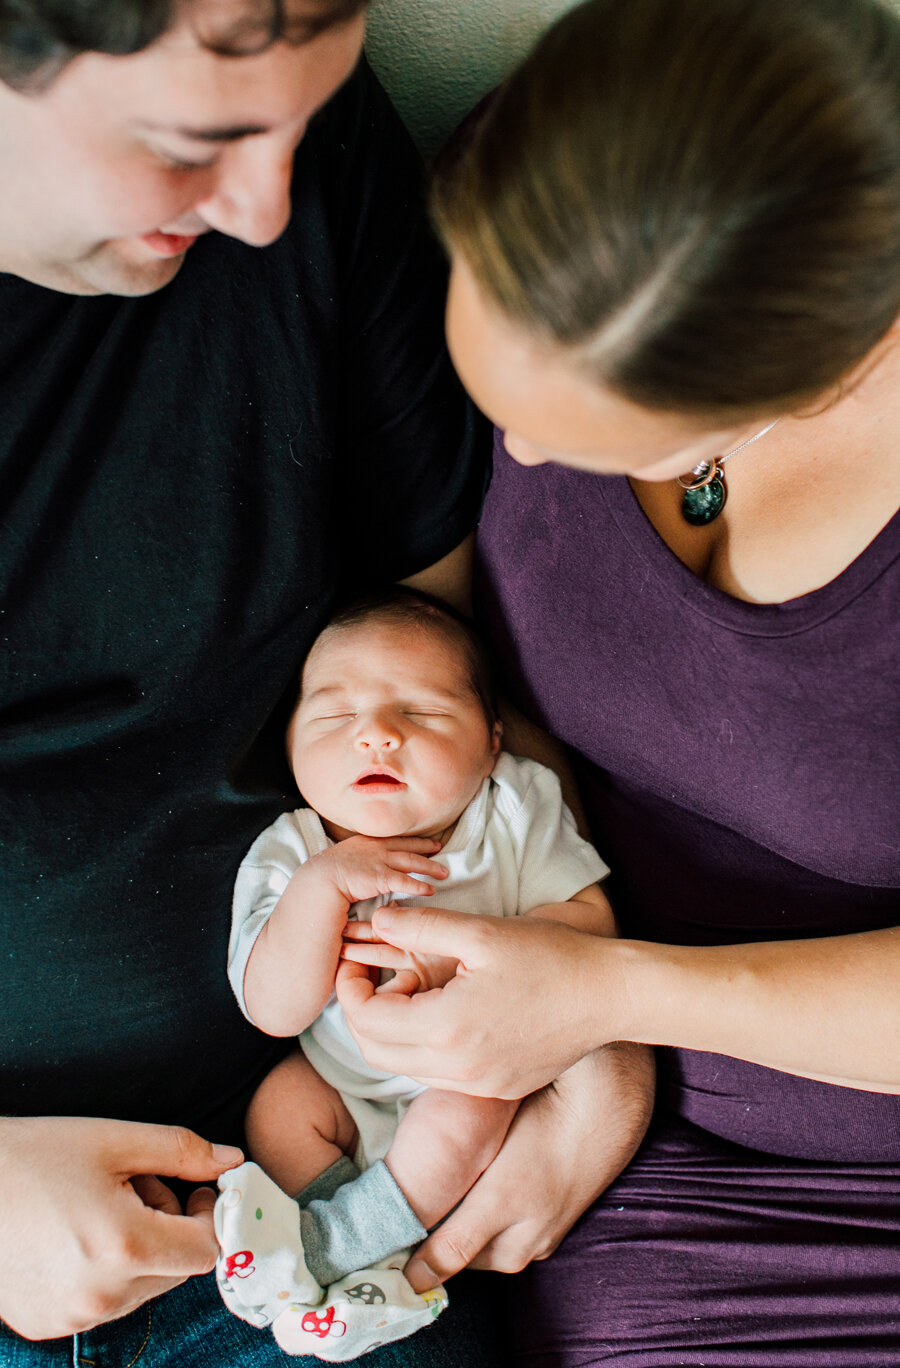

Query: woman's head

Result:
[436,0,900,439]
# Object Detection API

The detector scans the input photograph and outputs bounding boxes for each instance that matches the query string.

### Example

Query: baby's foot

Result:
[215,1161,323,1326]
[271,1255,448,1362]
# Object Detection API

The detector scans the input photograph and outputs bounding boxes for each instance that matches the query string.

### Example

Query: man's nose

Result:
[194,134,297,247]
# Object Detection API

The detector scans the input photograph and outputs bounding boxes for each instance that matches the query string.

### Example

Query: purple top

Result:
[477,430,900,1162]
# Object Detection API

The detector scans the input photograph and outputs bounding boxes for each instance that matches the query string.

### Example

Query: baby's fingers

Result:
[384,851,448,879]
[382,871,436,898]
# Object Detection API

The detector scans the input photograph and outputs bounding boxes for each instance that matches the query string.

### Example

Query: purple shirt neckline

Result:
[595,467,900,635]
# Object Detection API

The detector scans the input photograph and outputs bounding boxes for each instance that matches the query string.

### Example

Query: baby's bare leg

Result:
[385,1089,519,1231]
[224,1050,432,1317]
[245,1047,358,1196]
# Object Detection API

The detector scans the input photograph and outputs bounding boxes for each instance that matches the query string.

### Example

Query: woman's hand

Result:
[339,911,900,1096]
[336,905,629,1098]
[341,911,460,993]
[403,1042,654,1289]
[0,1115,243,1340]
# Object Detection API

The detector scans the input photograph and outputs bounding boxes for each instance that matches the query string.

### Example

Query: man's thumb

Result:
[113,1121,243,1181]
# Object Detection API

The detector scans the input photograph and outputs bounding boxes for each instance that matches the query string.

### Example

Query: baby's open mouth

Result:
[354,771,406,788]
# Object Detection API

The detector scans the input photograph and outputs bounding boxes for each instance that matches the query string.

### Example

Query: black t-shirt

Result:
[0,60,489,1148]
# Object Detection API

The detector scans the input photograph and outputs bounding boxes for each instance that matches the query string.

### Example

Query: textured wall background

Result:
[366,0,900,159]
[365,0,580,158]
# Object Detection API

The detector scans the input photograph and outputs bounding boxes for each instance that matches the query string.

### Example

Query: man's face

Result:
[0,3,364,295]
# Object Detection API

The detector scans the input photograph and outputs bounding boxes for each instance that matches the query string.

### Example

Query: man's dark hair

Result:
[0,0,368,91]
[316,585,499,730]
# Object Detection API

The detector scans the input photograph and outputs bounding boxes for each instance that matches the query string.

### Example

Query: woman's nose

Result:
[503,431,547,467]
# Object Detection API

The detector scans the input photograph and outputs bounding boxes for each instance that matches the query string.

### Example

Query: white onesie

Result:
[228,752,608,1164]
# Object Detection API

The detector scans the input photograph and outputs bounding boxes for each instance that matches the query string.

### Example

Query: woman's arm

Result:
[337,912,900,1096]
[616,925,900,1092]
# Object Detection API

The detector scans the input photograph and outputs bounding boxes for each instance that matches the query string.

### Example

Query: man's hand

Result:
[402,1043,654,1289]
[308,835,448,905]
[0,1115,243,1340]
[341,911,460,993]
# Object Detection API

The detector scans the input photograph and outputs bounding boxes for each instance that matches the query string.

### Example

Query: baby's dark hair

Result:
[318,585,498,729]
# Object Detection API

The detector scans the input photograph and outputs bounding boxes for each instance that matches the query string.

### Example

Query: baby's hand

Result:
[341,911,460,994]
[309,836,448,907]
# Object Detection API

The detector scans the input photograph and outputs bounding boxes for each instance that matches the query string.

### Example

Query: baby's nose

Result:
[354,713,402,749]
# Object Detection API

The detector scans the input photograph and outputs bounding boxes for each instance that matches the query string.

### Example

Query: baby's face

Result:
[288,619,500,841]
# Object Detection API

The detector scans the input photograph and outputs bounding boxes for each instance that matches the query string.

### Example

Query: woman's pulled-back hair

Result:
[433,0,900,419]
[0,0,367,91]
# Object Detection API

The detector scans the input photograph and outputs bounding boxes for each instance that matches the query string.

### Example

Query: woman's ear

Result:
[832,319,900,404]
[794,319,900,418]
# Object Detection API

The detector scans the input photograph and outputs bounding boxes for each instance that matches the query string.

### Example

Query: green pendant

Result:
[681,473,726,525]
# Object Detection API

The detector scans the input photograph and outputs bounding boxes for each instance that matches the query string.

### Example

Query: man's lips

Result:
[141,230,201,257]
[352,768,406,792]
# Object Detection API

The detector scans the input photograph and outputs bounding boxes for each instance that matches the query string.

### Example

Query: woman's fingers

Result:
[376,969,421,996]
[341,921,379,942]
[185,1186,219,1220]
[403,1144,531,1287]
[340,942,413,969]
[371,903,486,956]
[335,967,430,1045]
[335,957,376,997]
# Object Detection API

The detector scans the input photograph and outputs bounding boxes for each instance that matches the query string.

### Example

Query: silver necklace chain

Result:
[688,417,782,479]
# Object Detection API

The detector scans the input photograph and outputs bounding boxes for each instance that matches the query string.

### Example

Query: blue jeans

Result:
[0,1270,507,1367]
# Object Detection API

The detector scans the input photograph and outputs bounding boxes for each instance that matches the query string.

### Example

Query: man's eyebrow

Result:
[138,121,271,142]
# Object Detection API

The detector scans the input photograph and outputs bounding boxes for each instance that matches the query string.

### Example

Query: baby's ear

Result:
[490,719,503,755]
